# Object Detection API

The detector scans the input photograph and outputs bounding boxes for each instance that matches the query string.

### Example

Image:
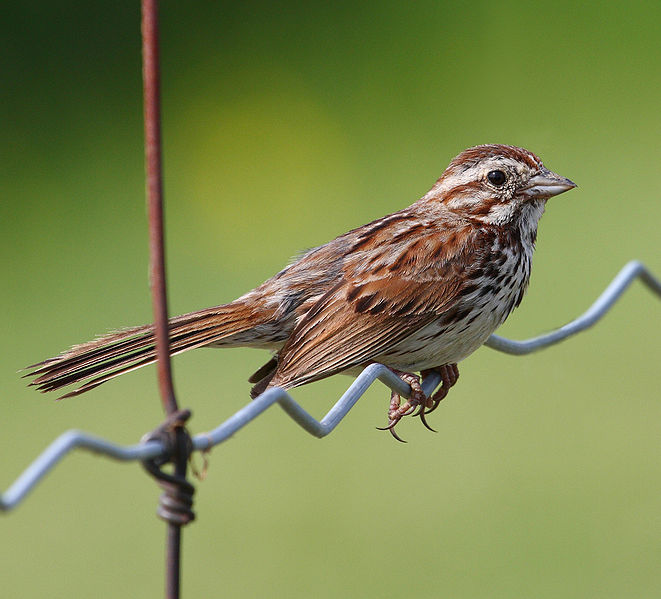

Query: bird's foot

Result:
[377,364,459,442]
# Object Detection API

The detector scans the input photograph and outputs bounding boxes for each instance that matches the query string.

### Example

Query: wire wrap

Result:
[141,410,196,526]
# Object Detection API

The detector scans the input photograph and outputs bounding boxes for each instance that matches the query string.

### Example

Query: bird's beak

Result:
[522,168,577,200]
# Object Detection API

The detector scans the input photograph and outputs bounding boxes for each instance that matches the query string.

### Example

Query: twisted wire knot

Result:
[141,409,196,526]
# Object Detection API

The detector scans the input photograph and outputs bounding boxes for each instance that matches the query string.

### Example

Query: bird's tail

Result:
[25,300,276,398]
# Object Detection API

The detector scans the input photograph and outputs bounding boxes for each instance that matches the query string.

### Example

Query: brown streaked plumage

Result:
[25,144,576,440]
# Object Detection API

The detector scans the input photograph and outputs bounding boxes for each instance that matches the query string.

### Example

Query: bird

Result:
[25,144,576,440]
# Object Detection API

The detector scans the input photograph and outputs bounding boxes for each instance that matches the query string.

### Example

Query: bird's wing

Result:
[270,222,487,389]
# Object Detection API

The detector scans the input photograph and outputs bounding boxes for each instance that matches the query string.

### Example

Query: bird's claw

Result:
[377,371,426,442]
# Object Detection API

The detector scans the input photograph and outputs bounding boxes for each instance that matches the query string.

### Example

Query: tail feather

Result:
[27,325,154,381]
[25,301,274,398]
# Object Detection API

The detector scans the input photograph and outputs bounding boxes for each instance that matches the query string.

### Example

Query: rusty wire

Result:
[141,2,191,597]
[142,0,177,417]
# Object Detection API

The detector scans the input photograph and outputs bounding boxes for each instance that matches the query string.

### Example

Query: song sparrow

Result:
[26,144,576,440]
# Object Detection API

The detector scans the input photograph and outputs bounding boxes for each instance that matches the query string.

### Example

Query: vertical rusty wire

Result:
[141,2,187,598]
[141,0,177,416]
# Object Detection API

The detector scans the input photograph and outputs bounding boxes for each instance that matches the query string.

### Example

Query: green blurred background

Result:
[2,1,660,597]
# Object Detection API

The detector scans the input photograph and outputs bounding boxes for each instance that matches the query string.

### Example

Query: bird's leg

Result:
[377,370,427,442]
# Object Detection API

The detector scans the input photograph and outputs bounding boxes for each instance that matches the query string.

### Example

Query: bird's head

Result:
[424,144,576,226]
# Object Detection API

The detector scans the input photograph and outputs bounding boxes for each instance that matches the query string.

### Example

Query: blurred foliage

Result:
[2,1,660,598]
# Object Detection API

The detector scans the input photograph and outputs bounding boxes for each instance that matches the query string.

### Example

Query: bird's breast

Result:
[377,234,533,370]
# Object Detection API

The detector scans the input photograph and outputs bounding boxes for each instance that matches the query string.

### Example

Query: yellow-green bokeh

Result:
[2,2,660,597]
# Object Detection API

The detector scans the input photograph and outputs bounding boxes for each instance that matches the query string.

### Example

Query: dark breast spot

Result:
[514,287,526,308]
[485,263,501,279]
[459,283,480,298]
[441,306,472,325]
[479,284,496,298]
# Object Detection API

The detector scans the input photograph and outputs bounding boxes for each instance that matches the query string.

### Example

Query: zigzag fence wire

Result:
[3,259,660,512]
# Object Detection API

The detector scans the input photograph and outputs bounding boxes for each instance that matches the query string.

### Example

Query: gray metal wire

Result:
[2,259,659,512]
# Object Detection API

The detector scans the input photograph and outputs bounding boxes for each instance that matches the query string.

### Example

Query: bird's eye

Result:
[487,170,507,186]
